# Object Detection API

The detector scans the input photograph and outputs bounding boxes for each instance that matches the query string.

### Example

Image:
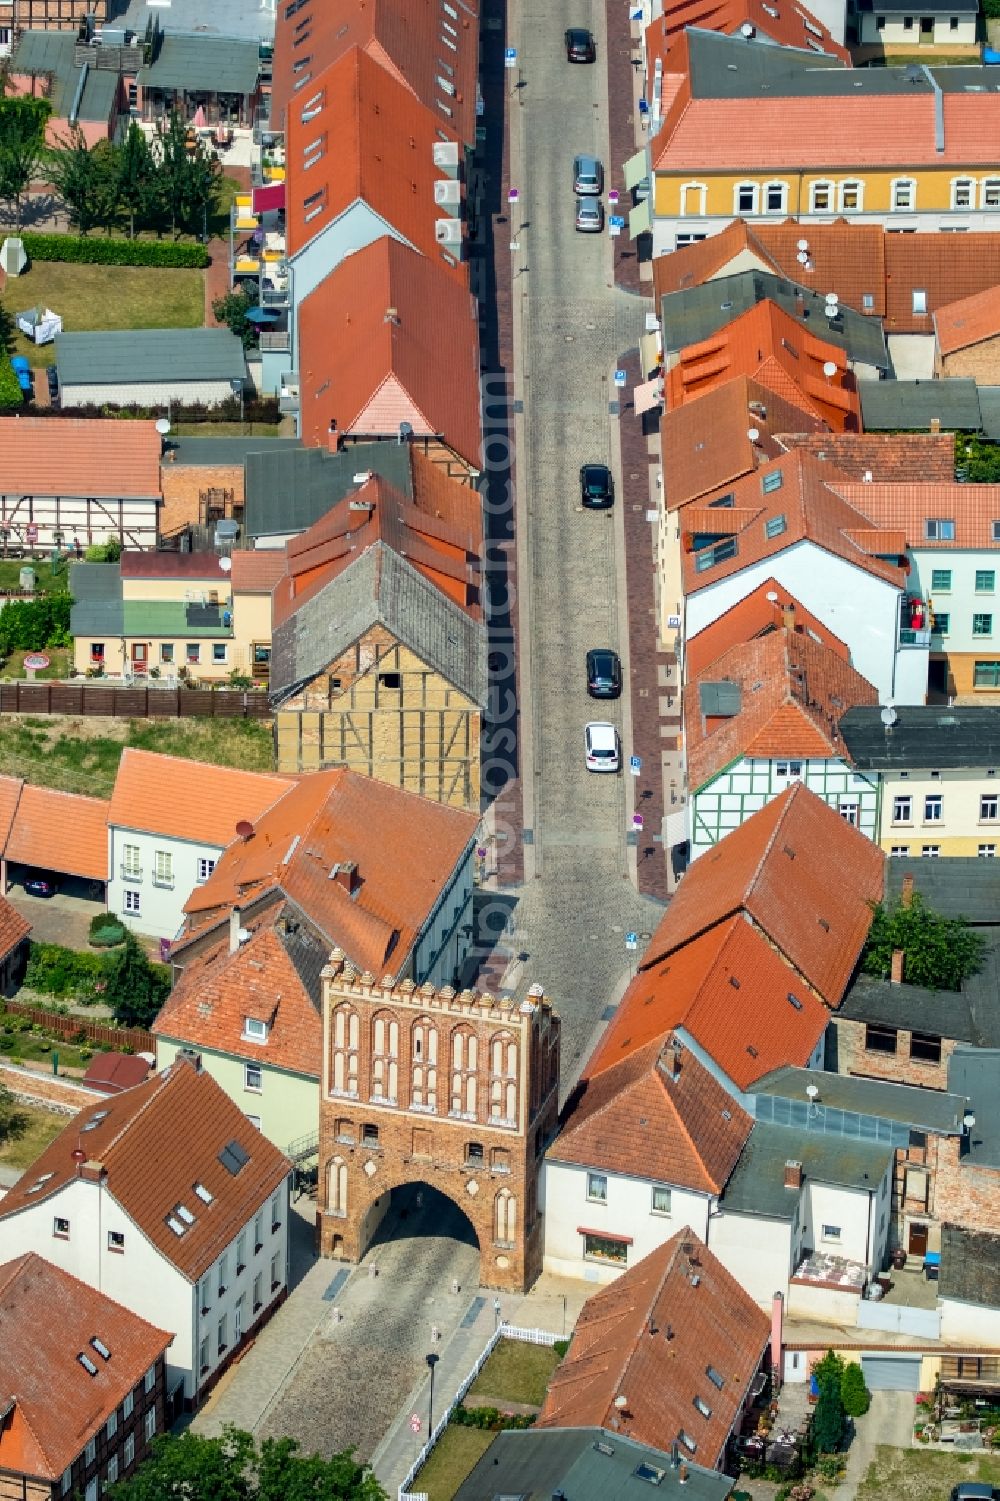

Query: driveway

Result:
[840,1390,915,1500]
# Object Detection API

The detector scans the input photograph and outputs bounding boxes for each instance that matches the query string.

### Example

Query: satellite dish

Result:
[614,1395,629,1410]
[797,238,809,251]
[766,590,779,602]
[747,427,761,442]
[796,250,808,264]
[881,705,898,727]
[235,819,255,839]
[806,1083,819,1100]
[822,361,838,378]
[825,292,839,305]
[219,556,232,572]
[155,417,171,436]
[740,20,754,34]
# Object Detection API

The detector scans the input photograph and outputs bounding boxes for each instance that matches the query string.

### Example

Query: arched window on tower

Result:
[371,1011,399,1103]
[488,1031,518,1125]
[327,1157,348,1217]
[450,1027,478,1118]
[411,1016,439,1110]
[494,1188,517,1247]
[330,1005,359,1097]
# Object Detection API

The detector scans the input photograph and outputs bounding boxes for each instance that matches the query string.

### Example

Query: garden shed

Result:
[55,328,247,410]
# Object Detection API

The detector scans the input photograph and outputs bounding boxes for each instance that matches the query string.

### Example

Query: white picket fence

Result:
[397,1323,559,1501]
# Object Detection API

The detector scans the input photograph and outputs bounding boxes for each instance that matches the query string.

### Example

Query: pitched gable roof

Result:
[298,237,481,469]
[936,284,1000,355]
[537,1230,770,1467]
[666,300,861,433]
[640,783,884,1008]
[552,1035,751,1192]
[0,1254,171,1482]
[0,418,162,500]
[586,917,830,1089]
[685,628,878,789]
[828,479,1000,550]
[685,576,849,679]
[644,0,849,71]
[180,769,478,976]
[775,431,956,484]
[0,1058,290,1282]
[5,784,108,882]
[108,750,293,848]
[155,904,327,1080]
[284,46,463,265]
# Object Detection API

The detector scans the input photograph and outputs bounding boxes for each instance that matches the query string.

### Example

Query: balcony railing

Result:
[899,626,931,648]
[120,865,142,882]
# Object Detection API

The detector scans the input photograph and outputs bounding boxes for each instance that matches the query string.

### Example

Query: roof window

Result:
[765,514,787,539]
[787,991,803,1011]
[634,1464,666,1486]
[219,1140,251,1176]
[706,1365,726,1389]
[442,0,458,14]
[194,1182,214,1204]
[762,470,783,494]
[694,1396,712,1418]
[27,1172,55,1194]
[174,1203,195,1225]
[81,1110,110,1132]
[90,1337,111,1361]
[77,1353,99,1376]
[925,518,955,541]
[678,1431,698,1454]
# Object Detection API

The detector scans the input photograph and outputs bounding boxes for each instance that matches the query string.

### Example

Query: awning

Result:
[253,183,285,214]
[630,197,653,237]
[634,376,664,414]
[623,148,649,190]
[577,1227,633,1243]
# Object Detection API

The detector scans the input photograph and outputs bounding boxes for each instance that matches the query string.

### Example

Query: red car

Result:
[565,27,596,61]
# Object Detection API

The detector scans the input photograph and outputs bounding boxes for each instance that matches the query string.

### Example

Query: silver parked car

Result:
[573,153,603,196]
[575,196,604,233]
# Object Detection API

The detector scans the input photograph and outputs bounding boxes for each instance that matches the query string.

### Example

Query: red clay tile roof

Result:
[644,0,849,80]
[0,775,23,854]
[685,628,877,789]
[181,769,477,975]
[0,1253,171,1482]
[0,1056,290,1281]
[298,237,481,469]
[828,479,1000,550]
[776,432,956,484]
[685,576,849,679]
[83,1052,154,1094]
[271,470,482,627]
[587,916,830,1089]
[108,749,293,849]
[681,450,906,596]
[666,301,860,433]
[284,46,464,266]
[640,782,884,1008]
[934,284,1000,357]
[155,905,325,1080]
[271,0,479,146]
[0,418,162,499]
[120,552,228,579]
[552,1034,751,1192]
[229,550,288,593]
[5,785,108,882]
[537,1229,770,1466]
[0,898,31,964]
[882,234,1000,334]
[661,375,825,511]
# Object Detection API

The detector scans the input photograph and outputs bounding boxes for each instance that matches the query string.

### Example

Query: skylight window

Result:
[765,514,788,539]
[762,470,783,494]
[166,1216,186,1236]
[634,1465,665,1486]
[174,1203,195,1225]
[81,1111,110,1132]
[27,1172,55,1194]
[219,1140,251,1177]
[706,1365,726,1389]
[678,1431,698,1454]
[90,1337,111,1361]
[77,1353,99,1376]
[194,1183,214,1205]
[787,991,804,1011]
[694,1396,712,1418]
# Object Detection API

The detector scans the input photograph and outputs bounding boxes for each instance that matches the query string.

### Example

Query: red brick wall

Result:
[0,1063,103,1113]
[831,1016,956,1092]
[159,463,244,538]
[933,1134,1000,1237]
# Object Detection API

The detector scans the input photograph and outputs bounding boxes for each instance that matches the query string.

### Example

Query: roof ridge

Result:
[650,1049,718,1189]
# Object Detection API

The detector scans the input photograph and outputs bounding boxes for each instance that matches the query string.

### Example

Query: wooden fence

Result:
[0,682,271,719]
[1,997,155,1053]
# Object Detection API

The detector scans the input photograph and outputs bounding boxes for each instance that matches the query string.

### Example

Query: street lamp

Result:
[426,1351,440,1433]
[493,1297,502,1331]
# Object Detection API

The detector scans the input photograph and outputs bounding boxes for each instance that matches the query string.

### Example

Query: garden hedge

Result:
[14,232,210,269]
[0,355,24,412]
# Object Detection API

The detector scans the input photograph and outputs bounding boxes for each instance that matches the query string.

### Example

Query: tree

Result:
[812,1381,845,1453]
[863,892,986,992]
[0,96,50,231]
[102,933,170,1029]
[0,1078,28,1147]
[212,288,258,349]
[108,1428,386,1501]
[154,112,220,238]
[115,122,156,239]
[812,1350,844,1395]
[840,1361,871,1418]
[45,128,117,235]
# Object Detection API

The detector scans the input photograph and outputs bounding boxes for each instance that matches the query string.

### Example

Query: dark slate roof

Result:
[838,929,1000,1047]
[856,0,976,12]
[720,1121,893,1220]
[976,387,1000,442]
[244,443,413,539]
[859,379,982,433]
[165,437,302,468]
[699,681,741,716]
[660,272,890,372]
[752,1065,964,1135]
[278,913,329,1011]
[56,330,247,387]
[270,544,487,707]
[453,1429,732,1501]
[939,1226,1000,1308]
[137,33,261,94]
[885,857,1000,923]
[12,31,119,122]
[948,1048,1000,1168]
[69,561,124,637]
[840,705,1000,770]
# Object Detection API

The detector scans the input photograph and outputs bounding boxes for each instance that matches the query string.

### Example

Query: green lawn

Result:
[0,1098,73,1170]
[857,1446,1000,1501]
[0,715,273,797]
[208,175,243,239]
[467,1341,561,1408]
[171,420,290,437]
[414,1429,495,1501]
[7,261,205,368]
[0,559,65,594]
[0,648,73,681]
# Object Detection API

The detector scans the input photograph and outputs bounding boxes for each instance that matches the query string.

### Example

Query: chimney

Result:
[384,306,400,324]
[784,1160,803,1190]
[771,1292,784,1393]
[901,873,915,909]
[229,905,241,955]
[930,417,941,434]
[679,1467,689,1485]
[891,948,905,985]
[781,602,796,632]
[333,860,360,895]
[664,1037,683,1081]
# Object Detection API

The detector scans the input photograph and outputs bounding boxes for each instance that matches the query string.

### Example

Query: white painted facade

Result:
[689,757,879,858]
[855,10,977,45]
[0,1170,290,1401]
[683,539,928,703]
[939,1297,1000,1344]
[911,547,1000,661]
[108,825,226,943]
[60,379,237,410]
[540,1157,715,1283]
[0,493,158,551]
[878,766,1000,856]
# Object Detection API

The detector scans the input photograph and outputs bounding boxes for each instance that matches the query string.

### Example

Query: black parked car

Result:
[587,648,622,698]
[580,462,614,509]
[23,872,57,898]
[565,27,596,61]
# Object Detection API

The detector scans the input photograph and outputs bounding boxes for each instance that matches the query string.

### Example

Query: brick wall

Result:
[941,343,1000,384]
[0,1062,104,1114]
[933,1133,1000,1237]
[159,463,244,539]
[830,1015,957,1091]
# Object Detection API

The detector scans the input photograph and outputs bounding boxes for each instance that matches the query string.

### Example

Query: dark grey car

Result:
[587,649,622,698]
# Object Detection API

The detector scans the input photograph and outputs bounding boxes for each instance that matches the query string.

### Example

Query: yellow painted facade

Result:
[275,626,481,809]
[654,170,1000,222]
[879,767,1000,857]
[73,581,272,684]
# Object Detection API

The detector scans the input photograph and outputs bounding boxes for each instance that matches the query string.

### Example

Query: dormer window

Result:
[244,1017,268,1044]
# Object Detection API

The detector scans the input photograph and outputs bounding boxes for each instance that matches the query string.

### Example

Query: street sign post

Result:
[609,214,626,229]
[629,755,641,776]
[613,369,627,387]
[608,189,619,205]
[625,932,638,951]
[508,187,519,204]
[632,812,644,830]
[504,46,517,67]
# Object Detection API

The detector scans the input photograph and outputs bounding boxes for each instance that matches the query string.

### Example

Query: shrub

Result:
[90,923,127,949]
[841,1362,871,1418]
[103,933,170,1028]
[88,911,118,939]
[0,354,24,412]
[451,1405,534,1432]
[15,232,209,268]
[553,1340,570,1359]
[24,941,109,999]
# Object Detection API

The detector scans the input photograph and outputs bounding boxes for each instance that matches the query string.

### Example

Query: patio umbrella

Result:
[193,104,206,128]
[245,307,281,324]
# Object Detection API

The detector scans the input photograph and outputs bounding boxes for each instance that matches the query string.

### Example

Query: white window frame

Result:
[144,1408,156,1441]
[982,178,1000,209]
[243,1016,268,1043]
[212,642,228,664]
[124,1434,135,1470]
[808,179,834,213]
[924,794,943,822]
[892,795,912,823]
[153,849,173,888]
[106,1456,118,1486]
[890,845,910,857]
[733,181,759,216]
[121,843,142,880]
[951,176,975,210]
[912,290,928,315]
[763,181,787,214]
[838,179,864,212]
[651,1184,672,1216]
[123,1391,134,1420]
[979,844,997,857]
[124,889,141,915]
[586,1171,608,1203]
[244,1062,263,1093]
[821,1223,842,1241]
[891,177,916,212]
[196,857,216,883]
[679,181,707,217]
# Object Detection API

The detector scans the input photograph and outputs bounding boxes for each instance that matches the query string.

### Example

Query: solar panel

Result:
[218,1139,251,1176]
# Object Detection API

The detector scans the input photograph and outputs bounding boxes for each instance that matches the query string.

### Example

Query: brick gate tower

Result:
[317,954,560,1292]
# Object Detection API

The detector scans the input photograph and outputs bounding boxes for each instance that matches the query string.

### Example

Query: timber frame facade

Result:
[690,756,879,857]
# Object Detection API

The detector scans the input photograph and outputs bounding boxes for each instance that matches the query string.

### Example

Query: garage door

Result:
[861,1355,922,1391]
